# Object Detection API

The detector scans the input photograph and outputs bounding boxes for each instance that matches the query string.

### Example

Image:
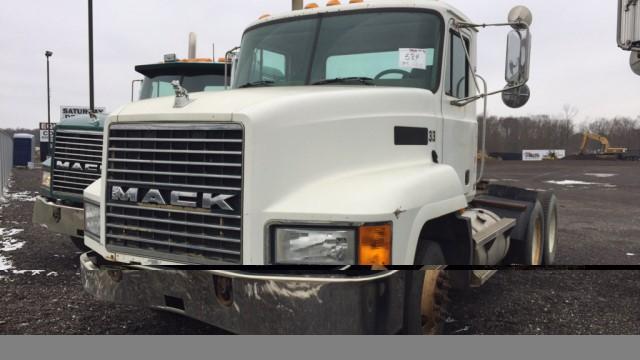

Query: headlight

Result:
[273,227,356,265]
[84,202,100,238]
[41,171,51,188]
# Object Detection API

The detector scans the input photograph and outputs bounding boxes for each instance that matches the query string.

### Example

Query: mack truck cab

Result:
[33,49,232,249]
[80,0,558,334]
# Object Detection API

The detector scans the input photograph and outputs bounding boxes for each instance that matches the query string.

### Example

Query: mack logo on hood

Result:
[110,186,235,212]
[56,160,100,173]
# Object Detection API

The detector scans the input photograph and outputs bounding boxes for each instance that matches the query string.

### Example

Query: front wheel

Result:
[403,241,450,334]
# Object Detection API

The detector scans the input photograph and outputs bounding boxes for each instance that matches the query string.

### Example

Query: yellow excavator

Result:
[579,132,628,155]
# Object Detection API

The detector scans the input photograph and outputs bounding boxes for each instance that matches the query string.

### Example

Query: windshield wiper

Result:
[311,77,375,86]
[238,80,275,88]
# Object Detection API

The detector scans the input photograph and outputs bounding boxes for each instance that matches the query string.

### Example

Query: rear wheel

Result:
[403,241,450,334]
[515,201,545,265]
[538,192,558,265]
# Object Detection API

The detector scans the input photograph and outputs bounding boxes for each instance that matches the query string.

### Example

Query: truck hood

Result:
[112,86,435,122]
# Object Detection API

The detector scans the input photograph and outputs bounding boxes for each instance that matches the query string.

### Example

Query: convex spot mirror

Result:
[618,0,640,51]
[505,28,531,85]
[502,84,530,109]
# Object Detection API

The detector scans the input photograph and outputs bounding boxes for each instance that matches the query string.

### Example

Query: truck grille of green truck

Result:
[104,123,243,264]
[52,129,104,195]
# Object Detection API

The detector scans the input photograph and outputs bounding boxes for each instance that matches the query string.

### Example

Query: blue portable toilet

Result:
[13,133,34,167]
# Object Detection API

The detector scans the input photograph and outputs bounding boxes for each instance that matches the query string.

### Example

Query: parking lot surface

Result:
[1,161,639,334]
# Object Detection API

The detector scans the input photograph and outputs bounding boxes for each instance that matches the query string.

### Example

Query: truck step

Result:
[470,269,498,287]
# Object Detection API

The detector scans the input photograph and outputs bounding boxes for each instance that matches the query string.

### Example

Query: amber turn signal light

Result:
[358,224,391,265]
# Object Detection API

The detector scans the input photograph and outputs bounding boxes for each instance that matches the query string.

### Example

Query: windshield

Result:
[234,10,443,91]
[139,74,225,100]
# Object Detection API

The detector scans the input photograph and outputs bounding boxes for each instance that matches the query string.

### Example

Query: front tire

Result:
[403,241,450,334]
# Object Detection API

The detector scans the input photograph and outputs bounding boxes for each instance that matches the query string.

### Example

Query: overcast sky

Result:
[1,0,637,129]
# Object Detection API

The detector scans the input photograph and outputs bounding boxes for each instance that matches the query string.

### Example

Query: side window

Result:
[250,49,287,83]
[446,32,469,99]
[151,81,175,98]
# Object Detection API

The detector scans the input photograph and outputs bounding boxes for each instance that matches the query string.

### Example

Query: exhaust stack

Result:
[188,32,197,59]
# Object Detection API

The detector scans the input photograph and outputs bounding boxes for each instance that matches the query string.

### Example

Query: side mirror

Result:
[502,84,530,109]
[618,0,640,51]
[631,51,640,75]
[505,28,531,85]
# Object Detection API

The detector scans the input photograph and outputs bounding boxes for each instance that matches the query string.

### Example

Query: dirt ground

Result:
[1,160,639,334]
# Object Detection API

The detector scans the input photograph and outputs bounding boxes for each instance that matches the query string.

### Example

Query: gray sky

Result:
[1,0,637,129]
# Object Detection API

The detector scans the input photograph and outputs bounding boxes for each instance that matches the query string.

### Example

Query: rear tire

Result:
[517,201,545,265]
[403,241,449,334]
[538,192,558,265]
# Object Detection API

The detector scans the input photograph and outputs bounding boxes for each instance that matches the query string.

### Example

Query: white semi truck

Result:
[80,0,558,334]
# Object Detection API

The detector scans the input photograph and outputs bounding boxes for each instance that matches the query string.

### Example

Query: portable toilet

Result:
[13,133,34,167]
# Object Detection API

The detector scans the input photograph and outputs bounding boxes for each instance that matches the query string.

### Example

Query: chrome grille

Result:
[105,123,243,264]
[52,129,103,195]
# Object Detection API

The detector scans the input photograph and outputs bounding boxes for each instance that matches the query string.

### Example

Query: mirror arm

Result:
[455,21,530,32]
[450,82,526,106]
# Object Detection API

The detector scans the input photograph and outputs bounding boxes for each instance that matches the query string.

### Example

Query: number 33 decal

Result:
[428,130,437,143]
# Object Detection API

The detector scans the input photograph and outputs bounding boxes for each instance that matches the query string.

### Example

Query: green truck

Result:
[33,58,231,248]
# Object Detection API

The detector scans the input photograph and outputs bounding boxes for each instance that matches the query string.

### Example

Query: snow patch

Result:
[626,253,636,257]
[546,180,598,186]
[585,173,618,178]
[4,191,36,202]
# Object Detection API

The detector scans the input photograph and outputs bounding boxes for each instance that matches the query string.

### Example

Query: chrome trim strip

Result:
[55,152,102,159]
[56,129,104,136]
[108,224,241,243]
[107,213,241,231]
[106,234,241,256]
[108,158,242,167]
[106,202,241,219]
[109,137,242,143]
[108,148,241,155]
[55,140,103,147]
[107,168,241,179]
[55,146,103,153]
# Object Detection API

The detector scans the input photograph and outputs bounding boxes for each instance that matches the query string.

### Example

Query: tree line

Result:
[481,112,640,154]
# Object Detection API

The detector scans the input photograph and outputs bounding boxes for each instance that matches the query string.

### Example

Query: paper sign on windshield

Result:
[399,48,434,69]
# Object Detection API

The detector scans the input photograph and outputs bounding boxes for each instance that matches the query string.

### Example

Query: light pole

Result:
[88,0,95,112]
[45,51,53,150]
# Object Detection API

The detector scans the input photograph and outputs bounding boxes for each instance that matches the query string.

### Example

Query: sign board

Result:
[522,150,566,161]
[39,122,57,143]
[60,105,106,120]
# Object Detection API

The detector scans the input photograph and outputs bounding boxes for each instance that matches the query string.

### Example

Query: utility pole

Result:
[45,51,53,148]
[88,0,95,112]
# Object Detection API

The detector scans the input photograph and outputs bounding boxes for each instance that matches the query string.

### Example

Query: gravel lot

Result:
[1,161,639,334]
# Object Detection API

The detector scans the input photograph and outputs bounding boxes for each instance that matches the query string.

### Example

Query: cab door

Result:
[441,28,478,198]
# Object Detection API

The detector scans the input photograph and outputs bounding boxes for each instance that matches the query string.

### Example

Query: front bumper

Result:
[80,252,407,334]
[32,196,84,238]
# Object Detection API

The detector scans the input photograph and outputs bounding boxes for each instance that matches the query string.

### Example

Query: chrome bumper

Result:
[80,253,407,334]
[32,196,84,238]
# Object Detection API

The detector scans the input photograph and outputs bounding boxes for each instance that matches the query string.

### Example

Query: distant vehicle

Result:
[579,132,628,156]
[33,34,232,249]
